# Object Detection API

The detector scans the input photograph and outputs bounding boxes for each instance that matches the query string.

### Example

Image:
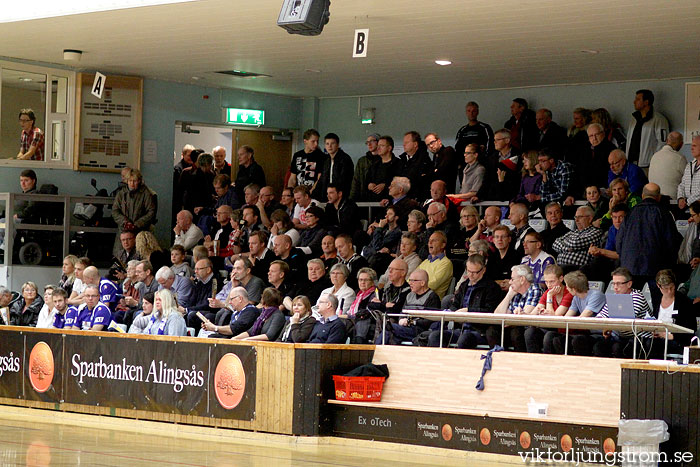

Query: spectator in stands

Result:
[243,184,261,207]
[212,146,231,176]
[477,129,521,202]
[180,153,215,219]
[267,260,295,301]
[470,206,502,246]
[232,288,285,341]
[298,206,326,256]
[0,287,14,325]
[512,150,543,207]
[566,107,592,164]
[505,98,538,151]
[607,149,647,196]
[115,259,141,324]
[536,150,575,206]
[425,133,458,192]
[155,266,193,308]
[324,184,359,236]
[535,108,568,158]
[649,269,698,354]
[116,230,139,266]
[677,134,700,213]
[524,264,573,353]
[288,129,323,190]
[234,145,266,202]
[225,204,265,256]
[596,178,641,231]
[489,225,521,290]
[367,258,410,317]
[508,202,534,255]
[585,185,609,223]
[494,264,542,352]
[36,285,56,329]
[585,204,627,281]
[308,294,347,344]
[278,295,317,343]
[387,269,441,345]
[378,232,422,288]
[173,210,203,251]
[112,168,156,239]
[335,234,368,291]
[540,202,569,256]
[591,108,626,150]
[173,145,195,217]
[185,258,221,328]
[407,209,429,258]
[229,258,265,304]
[269,209,300,248]
[397,130,431,200]
[363,206,402,271]
[142,289,186,336]
[10,169,38,225]
[67,256,91,306]
[417,231,453,299]
[197,174,239,235]
[552,206,602,272]
[450,206,479,264]
[320,263,355,316]
[279,187,295,218]
[204,205,234,258]
[17,109,44,160]
[679,201,700,269]
[292,185,320,231]
[320,234,338,271]
[136,231,169,275]
[617,183,681,289]
[425,202,459,250]
[128,292,155,334]
[82,266,119,310]
[60,254,78,296]
[170,245,192,278]
[203,287,259,338]
[315,133,354,201]
[255,186,280,230]
[422,179,459,223]
[455,101,494,167]
[48,288,69,329]
[581,123,617,191]
[649,131,686,199]
[368,136,403,202]
[272,234,306,284]
[350,134,380,201]
[68,284,113,331]
[346,268,377,318]
[521,231,555,288]
[131,260,159,306]
[626,89,669,169]
[434,254,503,348]
[557,271,607,354]
[452,144,485,203]
[242,231,274,281]
[295,259,332,305]
[380,176,420,230]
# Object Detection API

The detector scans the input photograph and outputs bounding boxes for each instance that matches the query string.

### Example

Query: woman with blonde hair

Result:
[513,150,542,206]
[9,281,44,327]
[278,295,317,343]
[59,254,78,296]
[135,230,169,274]
[143,289,186,336]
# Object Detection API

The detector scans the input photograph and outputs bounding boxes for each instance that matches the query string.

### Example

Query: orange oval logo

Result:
[561,434,573,453]
[214,353,246,410]
[29,342,54,393]
[520,431,531,449]
[603,437,616,454]
[441,424,453,441]
[480,427,491,445]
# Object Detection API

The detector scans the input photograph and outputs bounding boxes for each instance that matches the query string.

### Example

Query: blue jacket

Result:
[608,162,647,195]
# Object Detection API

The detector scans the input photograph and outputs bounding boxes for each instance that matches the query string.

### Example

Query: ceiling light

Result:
[0,0,196,23]
[580,49,599,55]
[435,60,452,66]
[63,49,82,62]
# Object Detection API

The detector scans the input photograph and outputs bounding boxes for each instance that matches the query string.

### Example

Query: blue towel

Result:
[475,345,504,391]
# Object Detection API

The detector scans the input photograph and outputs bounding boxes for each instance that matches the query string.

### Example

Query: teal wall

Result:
[314,77,700,163]
[0,77,303,246]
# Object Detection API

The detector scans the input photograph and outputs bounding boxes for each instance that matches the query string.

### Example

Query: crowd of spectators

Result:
[4,90,700,359]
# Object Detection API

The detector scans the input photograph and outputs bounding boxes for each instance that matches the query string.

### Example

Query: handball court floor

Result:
[0,406,522,467]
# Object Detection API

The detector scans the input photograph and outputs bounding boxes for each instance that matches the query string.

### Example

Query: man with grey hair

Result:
[477,128,521,202]
[607,148,647,196]
[583,122,616,190]
[535,108,567,158]
[156,266,193,308]
[173,209,203,251]
[202,286,258,338]
[212,146,231,176]
[494,264,542,352]
[677,134,700,211]
[235,145,266,202]
[308,293,347,344]
[552,206,603,272]
[380,176,419,230]
[649,131,686,198]
[382,268,440,345]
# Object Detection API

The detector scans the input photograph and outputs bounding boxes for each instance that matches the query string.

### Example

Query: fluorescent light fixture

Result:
[435,59,452,66]
[0,0,197,23]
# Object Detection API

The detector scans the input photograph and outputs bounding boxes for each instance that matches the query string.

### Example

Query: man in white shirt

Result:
[173,209,204,251]
[648,131,686,198]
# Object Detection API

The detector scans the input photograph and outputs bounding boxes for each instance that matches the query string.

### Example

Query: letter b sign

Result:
[353,29,369,58]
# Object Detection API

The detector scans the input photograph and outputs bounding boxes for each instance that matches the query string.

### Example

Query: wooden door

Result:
[231,129,293,198]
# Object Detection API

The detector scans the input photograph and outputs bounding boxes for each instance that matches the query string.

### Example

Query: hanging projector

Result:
[277,0,330,36]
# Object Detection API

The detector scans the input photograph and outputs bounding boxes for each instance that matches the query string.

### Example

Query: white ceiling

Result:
[1,0,699,97]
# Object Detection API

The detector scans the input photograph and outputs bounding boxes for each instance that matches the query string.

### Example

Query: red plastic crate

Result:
[333,375,385,401]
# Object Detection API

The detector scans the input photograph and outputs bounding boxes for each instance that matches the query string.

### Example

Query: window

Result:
[0,61,75,168]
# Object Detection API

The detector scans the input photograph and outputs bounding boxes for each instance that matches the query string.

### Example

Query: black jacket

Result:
[324,198,361,236]
[315,149,354,201]
[449,278,504,312]
[398,149,432,200]
[9,296,45,327]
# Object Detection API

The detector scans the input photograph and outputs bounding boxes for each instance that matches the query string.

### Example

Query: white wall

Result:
[173,124,233,165]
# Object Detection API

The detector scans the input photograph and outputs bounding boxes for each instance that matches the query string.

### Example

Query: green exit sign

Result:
[226,108,264,126]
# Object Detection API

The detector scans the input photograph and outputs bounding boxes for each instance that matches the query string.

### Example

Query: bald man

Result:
[616,183,682,288]
[607,149,648,196]
[649,131,685,198]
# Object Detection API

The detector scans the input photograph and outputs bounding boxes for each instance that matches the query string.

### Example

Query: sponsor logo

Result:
[214,353,246,410]
[441,424,452,441]
[520,431,531,449]
[29,342,54,393]
[561,434,573,453]
[480,427,491,446]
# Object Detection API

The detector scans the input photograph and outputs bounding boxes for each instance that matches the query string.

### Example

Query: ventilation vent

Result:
[215,70,271,78]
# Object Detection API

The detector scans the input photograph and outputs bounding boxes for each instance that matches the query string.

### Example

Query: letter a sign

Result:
[91,72,106,99]
[353,29,369,58]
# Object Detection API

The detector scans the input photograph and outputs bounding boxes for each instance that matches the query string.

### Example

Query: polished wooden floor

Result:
[0,407,519,466]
